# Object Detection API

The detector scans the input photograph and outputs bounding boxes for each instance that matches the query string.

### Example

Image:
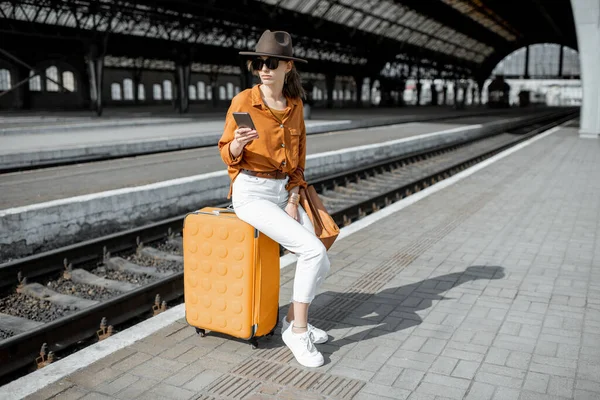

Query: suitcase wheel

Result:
[195,328,206,337]
[267,328,276,339]
[250,337,259,349]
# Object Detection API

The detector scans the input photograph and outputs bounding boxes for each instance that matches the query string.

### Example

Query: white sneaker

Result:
[281,316,328,344]
[282,324,324,368]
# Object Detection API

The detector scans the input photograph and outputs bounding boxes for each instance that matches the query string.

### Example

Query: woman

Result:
[218,30,330,368]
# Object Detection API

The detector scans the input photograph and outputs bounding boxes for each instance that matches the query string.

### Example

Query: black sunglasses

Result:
[251,57,282,70]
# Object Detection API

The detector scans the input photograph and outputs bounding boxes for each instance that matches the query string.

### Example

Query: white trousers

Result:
[232,173,330,304]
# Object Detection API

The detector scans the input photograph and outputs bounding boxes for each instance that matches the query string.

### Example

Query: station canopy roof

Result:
[0,0,577,80]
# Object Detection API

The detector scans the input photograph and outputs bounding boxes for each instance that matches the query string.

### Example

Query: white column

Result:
[571,0,600,138]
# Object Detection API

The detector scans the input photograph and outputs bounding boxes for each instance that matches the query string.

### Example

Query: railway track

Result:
[0,110,577,385]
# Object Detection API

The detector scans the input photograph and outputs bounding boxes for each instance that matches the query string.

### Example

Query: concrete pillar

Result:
[16,64,31,110]
[133,69,142,104]
[325,74,335,109]
[430,83,438,106]
[175,63,190,113]
[354,75,364,107]
[86,45,104,116]
[415,80,422,106]
[442,84,448,106]
[571,0,600,138]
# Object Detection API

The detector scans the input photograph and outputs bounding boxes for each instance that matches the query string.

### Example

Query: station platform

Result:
[1,108,567,262]
[0,106,524,171]
[5,122,598,400]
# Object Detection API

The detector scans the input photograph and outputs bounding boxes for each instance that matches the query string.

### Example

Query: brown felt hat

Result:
[239,30,307,63]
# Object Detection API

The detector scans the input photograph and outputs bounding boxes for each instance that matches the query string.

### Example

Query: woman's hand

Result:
[234,127,259,146]
[285,202,300,222]
[229,127,259,158]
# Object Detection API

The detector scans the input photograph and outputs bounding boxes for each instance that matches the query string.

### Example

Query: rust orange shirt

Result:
[218,84,308,198]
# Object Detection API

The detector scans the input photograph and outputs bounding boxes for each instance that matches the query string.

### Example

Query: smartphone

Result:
[233,112,256,130]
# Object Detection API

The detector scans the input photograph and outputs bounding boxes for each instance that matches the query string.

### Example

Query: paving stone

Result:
[329,364,376,381]
[23,381,75,400]
[337,356,383,373]
[506,351,531,370]
[451,360,480,380]
[163,368,202,387]
[360,383,411,400]
[534,340,558,357]
[371,366,403,386]
[429,356,458,375]
[420,338,448,355]
[182,370,223,392]
[576,379,600,393]
[94,373,140,396]
[112,378,159,400]
[464,382,495,400]
[548,376,574,398]
[491,387,520,400]
[138,383,196,400]
[578,361,600,382]
[485,348,510,365]
[523,372,549,393]
[414,382,467,400]
[78,393,114,400]
[422,373,470,389]
[48,386,89,400]
[393,369,426,391]
[67,368,122,389]
[518,391,572,400]
[110,352,153,372]
[129,356,187,381]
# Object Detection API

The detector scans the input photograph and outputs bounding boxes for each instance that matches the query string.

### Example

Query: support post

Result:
[325,74,335,109]
[354,75,363,108]
[87,52,104,116]
[415,67,422,106]
[558,45,564,77]
[430,83,438,106]
[133,68,143,104]
[176,62,190,113]
[571,0,600,138]
[524,45,530,78]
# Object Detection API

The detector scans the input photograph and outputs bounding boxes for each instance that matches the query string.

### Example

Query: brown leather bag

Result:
[299,185,340,250]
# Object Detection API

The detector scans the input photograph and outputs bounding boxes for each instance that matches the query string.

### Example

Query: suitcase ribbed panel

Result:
[183,207,279,340]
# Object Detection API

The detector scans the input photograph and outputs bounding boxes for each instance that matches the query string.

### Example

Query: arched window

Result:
[153,83,162,100]
[235,86,240,95]
[198,81,206,100]
[0,69,11,91]
[332,90,337,101]
[163,80,172,100]
[111,83,122,100]
[138,84,146,101]
[219,86,226,100]
[345,89,352,100]
[46,66,59,92]
[62,71,75,92]
[29,71,41,91]
[189,85,197,100]
[123,78,133,100]
[206,85,213,100]
[312,86,319,100]
[226,82,234,99]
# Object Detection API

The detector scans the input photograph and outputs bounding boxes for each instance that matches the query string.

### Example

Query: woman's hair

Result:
[247,60,306,100]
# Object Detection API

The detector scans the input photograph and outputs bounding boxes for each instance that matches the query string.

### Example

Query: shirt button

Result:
[281,143,285,148]
[280,124,284,128]
[282,161,286,165]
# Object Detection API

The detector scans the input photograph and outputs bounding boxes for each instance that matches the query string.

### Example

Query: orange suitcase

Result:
[183,207,280,348]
